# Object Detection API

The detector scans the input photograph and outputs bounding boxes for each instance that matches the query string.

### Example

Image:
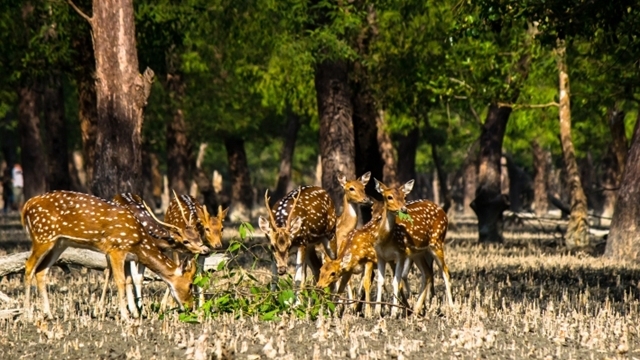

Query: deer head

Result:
[337,171,373,206]
[374,179,414,213]
[195,204,228,249]
[168,257,198,310]
[317,256,346,289]
[259,189,303,275]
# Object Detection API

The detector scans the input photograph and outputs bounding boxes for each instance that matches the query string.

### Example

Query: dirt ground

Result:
[0,215,638,359]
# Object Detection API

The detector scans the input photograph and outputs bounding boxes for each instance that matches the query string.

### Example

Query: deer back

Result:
[392,199,448,251]
[273,186,336,240]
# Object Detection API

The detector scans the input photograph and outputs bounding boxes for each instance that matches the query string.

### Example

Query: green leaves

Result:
[397,211,413,225]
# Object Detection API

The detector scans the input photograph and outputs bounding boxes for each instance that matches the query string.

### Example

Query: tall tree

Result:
[69,0,154,198]
[271,110,301,205]
[18,86,47,199]
[224,136,253,222]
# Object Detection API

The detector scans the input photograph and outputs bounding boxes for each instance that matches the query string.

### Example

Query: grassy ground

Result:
[0,215,637,359]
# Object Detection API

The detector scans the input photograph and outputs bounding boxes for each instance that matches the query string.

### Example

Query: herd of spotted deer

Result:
[20,172,452,321]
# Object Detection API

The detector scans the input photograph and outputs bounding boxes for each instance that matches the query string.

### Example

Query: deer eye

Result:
[349,187,355,191]
[387,195,393,200]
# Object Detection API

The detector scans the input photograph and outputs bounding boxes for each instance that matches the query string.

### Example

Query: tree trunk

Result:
[18,86,47,200]
[225,136,253,222]
[352,79,384,190]
[431,143,451,212]
[531,140,549,217]
[471,104,510,243]
[166,69,191,196]
[606,110,640,260]
[43,74,71,191]
[376,110,398,187]
[191,143,221,212]
[71,8,97,186]
[89,0,154,198]
[271,110,300,205]
[396,126,419,184]
[462,142,479,216]
[315,60,356,208]
[557,39,589,249]
[601,109,627,219]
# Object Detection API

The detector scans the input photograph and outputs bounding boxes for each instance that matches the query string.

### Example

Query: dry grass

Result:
[0,224,638,359]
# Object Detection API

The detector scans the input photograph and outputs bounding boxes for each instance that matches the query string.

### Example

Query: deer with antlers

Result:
[22,190,198,320]
[161,193,228,309]
[259,186,337,289]
[102,192,210,317]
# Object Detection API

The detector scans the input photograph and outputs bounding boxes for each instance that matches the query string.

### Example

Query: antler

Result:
[264,190,277,227]
[286,187,303,229]
[141,199,182,232]
[172,190,191,226]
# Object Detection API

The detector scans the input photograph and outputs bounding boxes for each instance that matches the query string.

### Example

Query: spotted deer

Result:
[259,186,337,288]
[22,190,198,320]
[371,179,414,317]
[105,192,209,316]
[333,171,372,254]
[392,199,453,313]
[162,193,228,308]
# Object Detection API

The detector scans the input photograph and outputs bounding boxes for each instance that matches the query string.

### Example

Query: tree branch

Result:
[67,0,92,23]
[497,102,559,110]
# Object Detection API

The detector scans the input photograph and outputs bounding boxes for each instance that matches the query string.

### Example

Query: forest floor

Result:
[0,212,637,359]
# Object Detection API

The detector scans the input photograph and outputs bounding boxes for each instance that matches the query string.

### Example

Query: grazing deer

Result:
[371,179,414,317]
[22,190,197,320]
[392,199,453,314]
[162,193,228,308]
[105,192,209,316]
[259,186,336,289]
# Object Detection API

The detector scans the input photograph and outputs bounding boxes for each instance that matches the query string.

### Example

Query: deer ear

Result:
[359,171,371,185]
[340,253,352,270]
[181,258,197,277]
[402,180,415,195]
[374,178,384,194]
[258,216,271,234]
[289,216,303,234]
[219,206,229,220]
[337,173,347,187]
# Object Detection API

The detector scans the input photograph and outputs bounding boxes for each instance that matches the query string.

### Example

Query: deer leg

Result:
[390,259,406,318]
[124,261,140,318]
[24,240,56,321]
[321,234,336,260]
[98,256,111,310]
[306,247,322,283]
[269,251,278,292]
[432,246,453,307]
[374,259,386,316]
[34,240,68,320]
[293,245,307,290]
[132,262,146,313]
[363,261,374,318]
[196,255,207,307]
[108,251,131,320]
[412,256,434,316]
[160,251,179,312]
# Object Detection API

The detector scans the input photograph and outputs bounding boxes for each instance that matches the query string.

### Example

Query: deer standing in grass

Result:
[161,193,228,309]
[22,190,198,320]
[105,192,209,316]
[391,199,453,314]
[332,172,372,254]
[259,186,336,289]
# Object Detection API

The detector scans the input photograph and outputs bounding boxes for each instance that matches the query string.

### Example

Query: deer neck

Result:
[376,205,397,242]
[132,240,180,282]
[337,197,358,237]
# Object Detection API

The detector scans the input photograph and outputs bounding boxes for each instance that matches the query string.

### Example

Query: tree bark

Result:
[271,110,300,205]
[18,86,47,200]
[431,143,451,212]
[166,69,191,196]
[352,78,384,191]
[396,126,419,185]
[556,39,589,248]
[191,143,221,212]
[376,110,398,187]
[43,74,71,191]
[315,60,356,208]
[531,140,549,217]
[225,136,253,222]
[462,141,479,216]
[601,109,627,219]
[70,5,97,186]
[606,110,640,261]
[471,104,511,243]
[89,0,154,199]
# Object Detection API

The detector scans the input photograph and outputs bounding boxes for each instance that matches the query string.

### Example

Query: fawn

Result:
[22,190,197,320]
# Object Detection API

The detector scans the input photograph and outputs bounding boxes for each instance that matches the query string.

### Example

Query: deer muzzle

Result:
[277,265,287,276]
